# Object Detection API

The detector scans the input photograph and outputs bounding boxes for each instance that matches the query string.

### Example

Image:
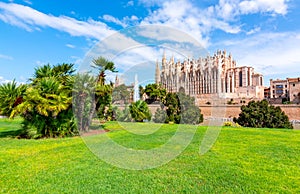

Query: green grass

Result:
[1,120,300,193]
[0,117,23,138]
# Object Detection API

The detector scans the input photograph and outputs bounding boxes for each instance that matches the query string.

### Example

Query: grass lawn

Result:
[0,117,23,138]
[0,119,300,193]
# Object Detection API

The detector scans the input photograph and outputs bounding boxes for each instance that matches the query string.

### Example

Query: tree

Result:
[144,83,167,103]
[0,80,27,117]
[112,84,130,104]
[164,92,181,123]
[233,100,293,129]
[116,106,132,122]
[92,57,117,85]
[73,73,96,132]
[11,64,77,138]
[92,57,117,120]
[129,100,151,122]
[154,92,203,124]
[153,108,167,123]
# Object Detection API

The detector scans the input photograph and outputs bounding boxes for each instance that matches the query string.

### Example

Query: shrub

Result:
[129,100,151,122]
[153,108,167,123]
[233,100,293,129]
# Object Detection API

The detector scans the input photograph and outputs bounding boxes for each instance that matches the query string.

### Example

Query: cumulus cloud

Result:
[213,0,289,21]
[0,2,115,40]
[101,14,139,27]
[213,32,300,78]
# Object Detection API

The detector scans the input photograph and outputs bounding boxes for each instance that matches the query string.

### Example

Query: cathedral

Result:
[155,50,264,104]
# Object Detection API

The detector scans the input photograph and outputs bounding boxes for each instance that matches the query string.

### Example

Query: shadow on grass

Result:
[0,128,25,138]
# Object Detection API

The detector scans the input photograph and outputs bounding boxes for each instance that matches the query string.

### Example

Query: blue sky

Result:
[0,0,299,86]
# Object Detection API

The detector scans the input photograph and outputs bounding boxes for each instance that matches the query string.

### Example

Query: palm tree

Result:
[73,73,97,132]
[11,63,77,138]
[129,100,151,122]
[91,57,117,120]
[0,80,27,117]
[92,57,117,85]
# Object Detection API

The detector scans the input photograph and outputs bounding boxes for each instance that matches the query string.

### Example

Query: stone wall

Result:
[117,104,300,121]
[198,104,300,120]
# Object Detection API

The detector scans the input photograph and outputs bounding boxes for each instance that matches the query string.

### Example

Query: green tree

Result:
[153,108,167,123]
[0,80,27,117]
[129,100,151,122]
[158,92,203,124]
[73,73,96,132]
[233,100,293,129]
[112,84,130,104]
[144,83,167,103]
[11,64,77,138]
[92,57,117,120]
[116,106,132,122]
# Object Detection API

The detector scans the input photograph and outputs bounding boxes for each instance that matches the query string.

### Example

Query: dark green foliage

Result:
[163,92,181,123]
[177,92,203,124]
[181,106,204,124]
[0,80,27,117]
[152,108,167,123]
[11,64,78,138]
[73,73,96,132]
[139,85,144,99]
[116,106,132,122]
[144,83,167,103]
[233,100,293,129]
[129,100,151,122]
[112,84,131,104]
[160,92,203,124]
[92,57,117,121]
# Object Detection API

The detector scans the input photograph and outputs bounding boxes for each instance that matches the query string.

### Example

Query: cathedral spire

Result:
[162,50,166,67]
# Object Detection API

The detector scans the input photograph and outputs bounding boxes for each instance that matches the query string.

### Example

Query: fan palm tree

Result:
[0,80,27,117]
[73,73,97,131]
[92,56,117,85]
[91,57,117,120]
[11,63,77,138]
[129,100,151,122]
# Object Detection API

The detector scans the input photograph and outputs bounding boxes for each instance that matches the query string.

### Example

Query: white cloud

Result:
[213,32,300,78]
[140,0,242,48]
[239,0,288,15]
[126,1,134,7]
[23,0,32,5]
[0,2,115,40]
[66,44,76,48]
[138,0,165,7]
[0,54,13,60]
[0,76,11,84]
[213,0,289,21]
[102,14,127,27]
[246,26,261,35]
[101,14,139,27]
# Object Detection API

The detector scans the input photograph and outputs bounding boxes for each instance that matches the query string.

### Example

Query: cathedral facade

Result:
[155,50,264,104]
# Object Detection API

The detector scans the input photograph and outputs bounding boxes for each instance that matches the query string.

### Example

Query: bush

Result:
[223,121,242,128]
[116,106,132,122]
[153,108,167,123]
[233,100,293,129]
[129,100,151,122]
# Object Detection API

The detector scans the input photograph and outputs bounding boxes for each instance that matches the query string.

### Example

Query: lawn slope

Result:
[0,121,299,193]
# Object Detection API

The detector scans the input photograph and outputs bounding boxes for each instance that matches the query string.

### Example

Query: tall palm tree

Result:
[92,57,117,85]
[91,57,117,120]
[73,73,97,132]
